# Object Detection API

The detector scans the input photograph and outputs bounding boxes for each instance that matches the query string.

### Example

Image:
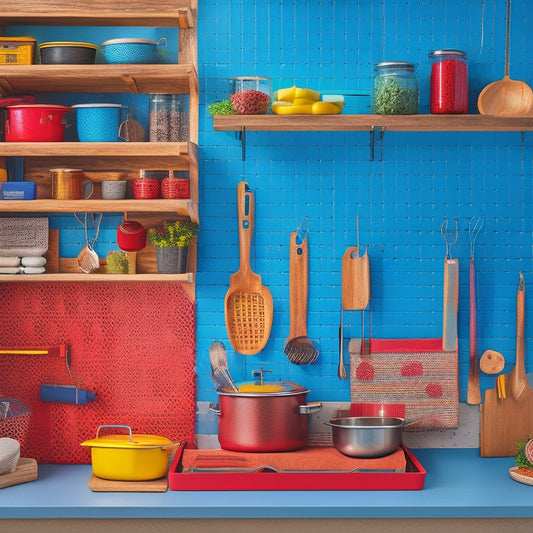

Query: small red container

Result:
[5,104,71,142]
[132,178,160,199]
[161,176,190,199]
[429,50,468,114]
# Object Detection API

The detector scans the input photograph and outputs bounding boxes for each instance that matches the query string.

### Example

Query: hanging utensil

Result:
[481,273,533,457]
[209,341,237,392]
[76,212,103,274]
[480,349,505,374]
[477,0,533,116]
[284,218,319,365]
[441,217,459,351]
[340,216,370,379]
[467,216,484,405]
[224,182,273,355]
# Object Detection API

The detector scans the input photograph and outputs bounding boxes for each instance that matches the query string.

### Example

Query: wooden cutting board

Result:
[88,474,168,492]
[341,246,370,310]
[480,274,533,456]
[0,458,38,489]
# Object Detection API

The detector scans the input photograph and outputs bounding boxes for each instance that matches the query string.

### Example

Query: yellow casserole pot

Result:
[80,425,183,481]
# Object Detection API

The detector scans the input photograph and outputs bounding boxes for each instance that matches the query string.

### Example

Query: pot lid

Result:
[118,220,146,235]
[39,41,98,50]
[102,38,157,46]
[7,104,71,111]
[218,381,309,397]
[72,103,121,108]
[81,433,173,449]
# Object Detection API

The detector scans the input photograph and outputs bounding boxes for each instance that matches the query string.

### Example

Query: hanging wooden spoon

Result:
[477,0,533,116]
[480,349,505,374]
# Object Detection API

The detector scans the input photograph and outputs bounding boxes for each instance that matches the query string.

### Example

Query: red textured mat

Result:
[0,282,197,464]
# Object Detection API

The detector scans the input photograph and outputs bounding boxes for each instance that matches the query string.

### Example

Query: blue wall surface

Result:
[9,1,533,408]
[195,0,533,405]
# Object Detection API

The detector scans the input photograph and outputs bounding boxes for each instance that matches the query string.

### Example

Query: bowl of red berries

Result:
[229,76,272,115]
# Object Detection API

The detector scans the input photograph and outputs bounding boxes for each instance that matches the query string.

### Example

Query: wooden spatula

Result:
[224,181,273,355]
[480,273,533,456]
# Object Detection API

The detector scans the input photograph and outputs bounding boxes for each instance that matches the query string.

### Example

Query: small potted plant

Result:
[147,219,199,274]
[105,250,129,274]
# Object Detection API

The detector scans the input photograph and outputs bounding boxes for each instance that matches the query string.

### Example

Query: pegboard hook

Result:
[441,216,458,259]
[239,126,246,161]
[369,125,386,161]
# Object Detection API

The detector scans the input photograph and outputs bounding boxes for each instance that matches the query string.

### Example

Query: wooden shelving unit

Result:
[213,114,533,132]
[0,0,199,284]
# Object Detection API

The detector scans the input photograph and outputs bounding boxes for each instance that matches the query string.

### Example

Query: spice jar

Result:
[429,50,468,114]
[229,76,272,115]
[372,62,419,115]
[148,94,189,142]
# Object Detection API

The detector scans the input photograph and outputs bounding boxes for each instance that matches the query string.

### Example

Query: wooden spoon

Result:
[480,349,505,374]
[477,0,533,116]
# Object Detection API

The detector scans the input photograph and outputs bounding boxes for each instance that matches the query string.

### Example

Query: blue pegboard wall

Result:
[196,0,533,406]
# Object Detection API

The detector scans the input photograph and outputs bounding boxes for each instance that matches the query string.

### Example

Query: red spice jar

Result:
[429,50,468,114]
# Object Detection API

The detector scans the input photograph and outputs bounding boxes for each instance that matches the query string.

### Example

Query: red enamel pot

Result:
[117,220,147,252]
[5,104,71,142]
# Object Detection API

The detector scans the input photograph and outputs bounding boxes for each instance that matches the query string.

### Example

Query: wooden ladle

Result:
[477,0,533,116]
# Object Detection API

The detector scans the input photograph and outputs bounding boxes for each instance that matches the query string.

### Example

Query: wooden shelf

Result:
[0,273,194,283]
[0,199,198,221]
[0,64,198,97]
[213,114,533,132]
[0,141,197,159]
[0,1,196,27]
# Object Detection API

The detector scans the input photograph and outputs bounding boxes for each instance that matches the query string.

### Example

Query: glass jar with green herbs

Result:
[372,61,419,115]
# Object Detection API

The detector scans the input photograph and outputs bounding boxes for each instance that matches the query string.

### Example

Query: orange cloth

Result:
[181,446,406,473]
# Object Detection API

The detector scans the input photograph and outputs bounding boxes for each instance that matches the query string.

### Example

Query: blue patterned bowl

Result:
[72,103,122,142]
[101,38,165,64]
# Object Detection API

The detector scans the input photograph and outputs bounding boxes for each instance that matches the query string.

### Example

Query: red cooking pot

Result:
[117,220,147,252]
[6,104,71,142]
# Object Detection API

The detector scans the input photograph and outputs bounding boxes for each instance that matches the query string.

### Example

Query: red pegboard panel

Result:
[0,282,197,464]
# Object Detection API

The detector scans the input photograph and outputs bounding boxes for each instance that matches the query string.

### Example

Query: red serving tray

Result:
[168,445,426,491]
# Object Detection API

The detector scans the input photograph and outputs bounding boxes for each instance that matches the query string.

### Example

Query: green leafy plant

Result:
[105,250,129,274]
[148,219,199,248]
[208,99,235,116]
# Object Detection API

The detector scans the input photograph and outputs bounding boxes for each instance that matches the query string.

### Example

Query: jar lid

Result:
[375,61,415,71]
[428,49,467,58]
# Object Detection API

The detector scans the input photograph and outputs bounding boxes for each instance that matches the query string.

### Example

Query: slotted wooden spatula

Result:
[224,181,273,355]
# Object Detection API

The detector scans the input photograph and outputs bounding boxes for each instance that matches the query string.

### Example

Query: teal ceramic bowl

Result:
[101,38,165,64]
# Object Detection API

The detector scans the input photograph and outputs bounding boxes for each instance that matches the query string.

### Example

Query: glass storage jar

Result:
[372,61,419,115]
[148,94,189,142]
[229,76,272,114]
[429,50,468,114]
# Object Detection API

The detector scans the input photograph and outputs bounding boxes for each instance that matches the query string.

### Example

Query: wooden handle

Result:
[442,258,458,351]
[237,181,254,273]
[467,257,481,405]
[510,273,526,399]
[288,232,308,339]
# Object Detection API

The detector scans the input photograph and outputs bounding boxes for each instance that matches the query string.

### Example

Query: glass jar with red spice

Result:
[429,50,468,114]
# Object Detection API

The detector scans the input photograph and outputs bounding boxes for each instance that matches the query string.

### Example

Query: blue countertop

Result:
[1,449,532,520]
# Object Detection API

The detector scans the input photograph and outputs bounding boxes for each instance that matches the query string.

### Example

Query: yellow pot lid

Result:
[81,433,173,449]
[39,42,98,50]
[0,36,36,42]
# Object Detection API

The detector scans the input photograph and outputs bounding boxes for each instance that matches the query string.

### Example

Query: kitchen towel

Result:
[350,337,458,428]
[181,446,407,473]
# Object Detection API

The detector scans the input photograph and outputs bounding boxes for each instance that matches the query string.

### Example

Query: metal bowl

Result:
[325,416,404,458]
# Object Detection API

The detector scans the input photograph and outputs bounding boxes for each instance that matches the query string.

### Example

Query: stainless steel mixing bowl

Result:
[325,416,404,458]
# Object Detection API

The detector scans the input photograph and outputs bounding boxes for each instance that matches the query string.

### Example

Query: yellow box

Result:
[0,37,36,65]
